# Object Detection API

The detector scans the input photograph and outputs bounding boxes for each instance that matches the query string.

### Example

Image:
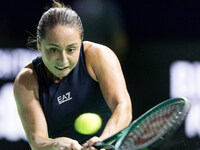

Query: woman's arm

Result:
[13,64,82,150]
[83,41,132,147]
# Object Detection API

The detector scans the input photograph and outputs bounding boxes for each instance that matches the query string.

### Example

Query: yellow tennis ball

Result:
[74,113,102,135]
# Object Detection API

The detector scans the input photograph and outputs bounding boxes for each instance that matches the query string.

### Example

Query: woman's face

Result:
[39,25,82,80]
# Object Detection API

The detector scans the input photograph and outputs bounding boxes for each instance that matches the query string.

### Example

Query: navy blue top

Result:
[32,45,111,144]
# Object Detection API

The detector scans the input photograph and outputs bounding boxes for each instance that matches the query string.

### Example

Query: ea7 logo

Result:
[57,92,72,104]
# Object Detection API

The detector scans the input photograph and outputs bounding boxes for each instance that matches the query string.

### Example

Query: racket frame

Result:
[94,97,190,150]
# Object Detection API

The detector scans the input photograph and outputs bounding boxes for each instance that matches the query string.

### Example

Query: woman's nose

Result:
[58,50,68,64]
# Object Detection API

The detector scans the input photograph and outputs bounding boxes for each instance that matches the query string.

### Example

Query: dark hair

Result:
[37,0,84,41]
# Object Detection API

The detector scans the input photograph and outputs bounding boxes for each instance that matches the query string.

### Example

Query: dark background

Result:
[0,0,200,149]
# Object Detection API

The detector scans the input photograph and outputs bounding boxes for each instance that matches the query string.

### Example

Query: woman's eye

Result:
[49,48,57,53]
[68,48,75,53]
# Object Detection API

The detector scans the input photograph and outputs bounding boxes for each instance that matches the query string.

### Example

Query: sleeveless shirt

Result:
[32,45,111,144]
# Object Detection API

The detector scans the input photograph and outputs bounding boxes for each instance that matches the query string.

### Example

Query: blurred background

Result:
[0,0,200,149]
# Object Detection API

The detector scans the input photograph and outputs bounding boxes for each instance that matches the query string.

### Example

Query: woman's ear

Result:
[37,37,41,51]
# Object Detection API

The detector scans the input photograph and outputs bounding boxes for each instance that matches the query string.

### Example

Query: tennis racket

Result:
[94,97,190,150]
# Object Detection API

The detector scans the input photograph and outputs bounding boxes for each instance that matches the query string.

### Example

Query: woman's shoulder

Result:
[83,41,111,52]
[14,62,38,91]
[83,41,115,60]
[82,41,119,81]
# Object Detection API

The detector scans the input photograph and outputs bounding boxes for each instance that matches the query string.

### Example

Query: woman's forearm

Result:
[30,136,82,150]
[100,103,132,140]
[30,136,57,150]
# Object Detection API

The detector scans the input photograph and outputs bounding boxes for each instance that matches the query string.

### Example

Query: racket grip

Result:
[93,141,115,150]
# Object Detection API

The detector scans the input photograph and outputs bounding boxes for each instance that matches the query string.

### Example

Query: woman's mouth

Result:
[55,66,69,71]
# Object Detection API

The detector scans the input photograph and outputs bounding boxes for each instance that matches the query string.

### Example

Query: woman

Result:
[14,1,132,150]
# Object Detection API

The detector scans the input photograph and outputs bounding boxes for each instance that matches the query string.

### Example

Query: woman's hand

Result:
[54,137,82,150]
[81,136,102,150]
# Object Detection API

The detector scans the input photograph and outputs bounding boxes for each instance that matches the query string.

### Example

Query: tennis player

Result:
[13,0,132,150]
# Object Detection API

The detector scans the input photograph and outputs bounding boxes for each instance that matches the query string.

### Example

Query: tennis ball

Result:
[74,113,102,135]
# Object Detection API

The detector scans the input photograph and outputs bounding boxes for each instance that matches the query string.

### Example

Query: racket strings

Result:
[120,102,186,149]
[133,108,175,146]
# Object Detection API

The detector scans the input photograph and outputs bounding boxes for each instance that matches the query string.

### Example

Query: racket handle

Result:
[93,141,116,150]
